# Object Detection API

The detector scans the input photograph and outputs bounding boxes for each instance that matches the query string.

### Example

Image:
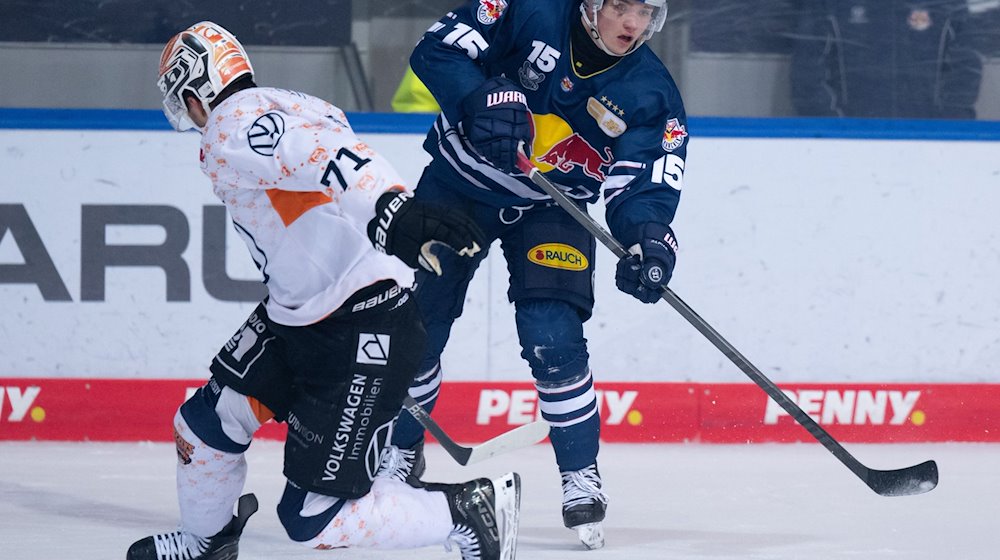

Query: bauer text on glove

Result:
[614,223,678,304]
[368,190,485,275]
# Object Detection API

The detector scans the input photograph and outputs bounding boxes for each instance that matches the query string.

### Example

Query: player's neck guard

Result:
[571,14,624,77]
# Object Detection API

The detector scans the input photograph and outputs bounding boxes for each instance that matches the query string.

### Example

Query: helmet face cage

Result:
[157,35,209,131]
[582,0,668,55]
[156,21,253,131]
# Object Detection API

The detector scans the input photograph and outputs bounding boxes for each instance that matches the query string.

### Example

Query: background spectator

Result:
[790,0,983,119]
[391,65,441,112]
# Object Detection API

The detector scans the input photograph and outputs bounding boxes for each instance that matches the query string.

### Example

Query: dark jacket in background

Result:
[688,0,799,54]
[791,0,983,119]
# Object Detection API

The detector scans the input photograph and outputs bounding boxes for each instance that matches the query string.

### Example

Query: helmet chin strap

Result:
[579,7,637,58]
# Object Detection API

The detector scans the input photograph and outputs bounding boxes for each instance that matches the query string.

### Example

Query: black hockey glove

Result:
[460,77,533,174]
[368,190,485,275]
[615,223,678,304]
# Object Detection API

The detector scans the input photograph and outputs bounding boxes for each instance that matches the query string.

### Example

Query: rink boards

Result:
[2,111,998,447]
[0,378,996,443]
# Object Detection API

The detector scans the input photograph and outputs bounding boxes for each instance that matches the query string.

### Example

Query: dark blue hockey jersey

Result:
[412,0,687,246]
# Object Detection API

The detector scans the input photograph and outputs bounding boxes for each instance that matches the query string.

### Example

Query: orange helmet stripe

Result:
[188,22,252,88]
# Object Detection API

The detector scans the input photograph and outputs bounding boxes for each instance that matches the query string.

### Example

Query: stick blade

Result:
[866,460,938,496]
[463,420,550,465]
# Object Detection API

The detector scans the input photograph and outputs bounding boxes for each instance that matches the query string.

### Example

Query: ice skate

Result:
[430,472,521,560]
[126,493,258,560]
[561,464,608,549]
[375,441,426,487]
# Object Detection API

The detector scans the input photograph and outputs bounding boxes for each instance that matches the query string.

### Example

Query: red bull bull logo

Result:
[477,0,507,24]
[662,118,687,152]
[535,133,613,181]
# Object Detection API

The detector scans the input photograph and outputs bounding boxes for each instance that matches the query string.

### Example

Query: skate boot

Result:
[126,493,258,560]
[561,464,609,550]
[428,472,521,560]
[375,440,426,487]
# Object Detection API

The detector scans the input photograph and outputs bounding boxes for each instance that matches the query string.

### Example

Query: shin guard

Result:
[175,382,262,537]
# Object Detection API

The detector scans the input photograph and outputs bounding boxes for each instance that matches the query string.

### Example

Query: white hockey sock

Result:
[174,409,249,538]
[299,477,453,549]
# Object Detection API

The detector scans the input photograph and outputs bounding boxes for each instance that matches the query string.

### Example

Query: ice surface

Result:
[2,441,998,559]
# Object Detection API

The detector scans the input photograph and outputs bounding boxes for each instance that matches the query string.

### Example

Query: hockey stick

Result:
[516,153,938,497]
[403,395,550,466]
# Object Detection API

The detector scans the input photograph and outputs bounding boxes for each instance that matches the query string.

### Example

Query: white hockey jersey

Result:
[200,87,415,326]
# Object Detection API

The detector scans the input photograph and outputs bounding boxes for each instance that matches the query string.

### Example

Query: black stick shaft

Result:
[516,154,936,495]
[404,395,472,464]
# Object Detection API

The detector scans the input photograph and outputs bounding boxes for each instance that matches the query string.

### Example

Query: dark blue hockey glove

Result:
[615,223,678,304]
[460,77,533,174]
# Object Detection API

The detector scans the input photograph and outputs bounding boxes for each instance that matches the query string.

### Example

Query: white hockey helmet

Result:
[581,0,668,56]
[156,21,254,131]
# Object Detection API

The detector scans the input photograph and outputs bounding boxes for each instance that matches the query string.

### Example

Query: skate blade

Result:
[575,522,605,550]
[493,472,521,560]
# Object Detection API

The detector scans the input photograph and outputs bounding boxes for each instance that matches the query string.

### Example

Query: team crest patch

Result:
[661,118,687,152]
[587,97,627,138]
[561,76,574,92]
[477,0,507,24]
[908,9,932,31]
[518,60,545,91]
[248,112,285,156]
[849,6,868,24]
[527,243,589,271]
